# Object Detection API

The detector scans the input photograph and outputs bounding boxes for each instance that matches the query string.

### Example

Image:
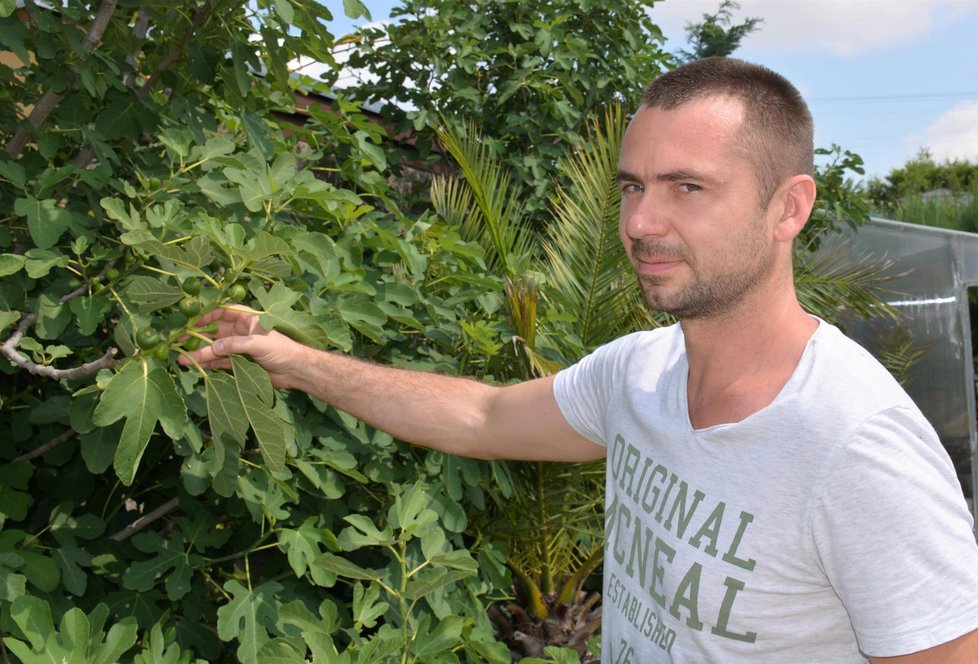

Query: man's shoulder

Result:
[606,322,683,350]
[810,322,899,381]
[559,324,683,386]
[591,323,685,366]
[804,320,922,414]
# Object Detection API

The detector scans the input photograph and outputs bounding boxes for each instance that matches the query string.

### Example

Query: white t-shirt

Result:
[553,321,978,663]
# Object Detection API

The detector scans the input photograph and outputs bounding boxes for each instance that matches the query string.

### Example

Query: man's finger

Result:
[194,307,267,337]
[178,336,238,365]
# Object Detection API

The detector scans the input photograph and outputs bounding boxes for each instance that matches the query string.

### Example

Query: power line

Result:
[810,91,978,103]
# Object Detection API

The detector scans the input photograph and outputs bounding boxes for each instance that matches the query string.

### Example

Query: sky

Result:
[323,0,978,183]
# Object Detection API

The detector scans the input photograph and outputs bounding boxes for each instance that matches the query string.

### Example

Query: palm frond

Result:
[795,246,900,323]
[543,104,655,350]
[505,274,539,350]
[872,324,933,386]
[487,459,606,595]
[434,118,535,276]
[430,171,477,230]
[518,342,566,378]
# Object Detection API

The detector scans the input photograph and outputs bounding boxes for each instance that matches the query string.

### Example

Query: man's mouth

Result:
[630,241,687,275]
[633,257,684,275]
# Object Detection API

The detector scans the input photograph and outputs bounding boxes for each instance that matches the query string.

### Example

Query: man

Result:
[183,58,978,662]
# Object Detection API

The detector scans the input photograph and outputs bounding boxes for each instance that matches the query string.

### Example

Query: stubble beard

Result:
[632,220,775,321]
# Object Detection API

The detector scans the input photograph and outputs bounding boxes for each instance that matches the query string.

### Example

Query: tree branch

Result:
[13,429,77,462]
[138,1,213,102]
[123,7,153,88]
[82,0,118,54]
[4,0,120,159]
[71,4,150,170]
[1,335,118,379]
[0,261,121,381]
[109,497,180,542]
[73,3,209,167]
[71,145,96,170]
[4,89,65,158]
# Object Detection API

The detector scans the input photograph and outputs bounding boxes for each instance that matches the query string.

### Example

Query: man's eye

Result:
[621,183,644,194]
[678,183,701,193]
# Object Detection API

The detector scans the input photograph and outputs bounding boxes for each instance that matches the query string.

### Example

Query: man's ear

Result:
[773,174,817,242]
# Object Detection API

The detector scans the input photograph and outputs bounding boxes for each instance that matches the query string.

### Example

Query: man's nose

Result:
[621,191,670,240]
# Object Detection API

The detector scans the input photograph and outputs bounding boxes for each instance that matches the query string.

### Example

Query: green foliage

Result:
[866,149,978,233]
[3,597,138,664]
[433,118,536,278]
[346,0,671,215]
[541,104,663,348]
[803,145,872,250]
[676,0,763,63]
[880,192,978,234]
[864,148,978,231]
[791,145,900,326]
[866,148,978,205]
[0,1,518,661]
[793,248,898,324]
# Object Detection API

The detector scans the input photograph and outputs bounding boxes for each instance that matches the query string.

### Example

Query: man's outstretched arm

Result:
[181,307,606,463]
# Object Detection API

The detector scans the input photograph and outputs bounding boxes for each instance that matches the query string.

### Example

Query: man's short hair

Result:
[641,57,814,205]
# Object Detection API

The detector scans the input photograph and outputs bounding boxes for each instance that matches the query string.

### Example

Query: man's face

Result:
[616,96,780,320]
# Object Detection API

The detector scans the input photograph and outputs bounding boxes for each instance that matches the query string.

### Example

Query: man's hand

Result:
[178,307,307,390]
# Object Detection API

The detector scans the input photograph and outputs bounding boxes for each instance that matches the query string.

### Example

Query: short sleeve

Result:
[552,335,637,447]
[811,407,978,657]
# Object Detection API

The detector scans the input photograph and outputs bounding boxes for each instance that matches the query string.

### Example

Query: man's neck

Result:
[680,286,818,429]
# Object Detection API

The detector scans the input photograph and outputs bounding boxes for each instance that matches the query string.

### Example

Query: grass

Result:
[876,189,978,234]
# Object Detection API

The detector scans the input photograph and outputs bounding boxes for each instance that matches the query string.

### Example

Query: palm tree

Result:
[431,109,640,660]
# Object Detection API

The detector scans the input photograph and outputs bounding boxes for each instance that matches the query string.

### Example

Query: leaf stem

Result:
[184,329,214,344]
[141,264,177,278]
[107,285,132,318]
[219,303,263,316]
[176,349,208,379]
[201,569,232,601]
[204,535,276,567]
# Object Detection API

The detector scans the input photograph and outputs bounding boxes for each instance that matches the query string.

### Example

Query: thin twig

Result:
[109,497,180,542]
[0,309,117,378]
[13,429,77,462]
